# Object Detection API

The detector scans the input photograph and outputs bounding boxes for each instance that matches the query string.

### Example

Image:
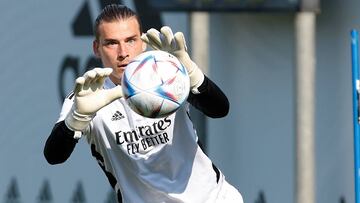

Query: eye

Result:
[104,40,118,47]
[126,38,136,45]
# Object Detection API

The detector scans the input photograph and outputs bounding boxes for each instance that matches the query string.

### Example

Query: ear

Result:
[93,40,100,57]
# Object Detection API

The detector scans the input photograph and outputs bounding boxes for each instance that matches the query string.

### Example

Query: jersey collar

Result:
[104,77,117,89]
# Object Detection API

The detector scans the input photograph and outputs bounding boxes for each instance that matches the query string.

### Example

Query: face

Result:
[93,17,145,84]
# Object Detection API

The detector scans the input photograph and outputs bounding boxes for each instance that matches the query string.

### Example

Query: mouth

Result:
[117,64,128,70]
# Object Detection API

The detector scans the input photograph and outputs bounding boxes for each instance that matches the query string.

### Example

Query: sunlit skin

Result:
[93,17,146,85]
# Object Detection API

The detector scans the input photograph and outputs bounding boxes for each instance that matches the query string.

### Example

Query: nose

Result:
[117,43,129,61]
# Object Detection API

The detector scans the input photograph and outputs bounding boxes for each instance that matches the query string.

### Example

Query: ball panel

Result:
[121,50,190,118]
[155,99,180,117]
[126,59,163,90]
[126,92,164,118]
[122,71,138,98]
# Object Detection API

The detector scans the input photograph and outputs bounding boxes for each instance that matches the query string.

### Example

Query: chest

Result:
[91,99,176,156]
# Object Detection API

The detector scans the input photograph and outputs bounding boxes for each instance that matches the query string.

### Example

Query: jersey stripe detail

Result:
[212,163,220,183]
[116,189,123,203]
[90,144,119,188]
[90,144,124,202]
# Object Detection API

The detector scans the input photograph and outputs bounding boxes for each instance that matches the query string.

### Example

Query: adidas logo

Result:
[111,111,125,121]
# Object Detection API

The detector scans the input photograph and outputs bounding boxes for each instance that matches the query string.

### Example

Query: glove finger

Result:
[141,33,150,44]
[93,68,105,85]
[174,32,188,52]
[147,38,161,50]
[102,67,113,76]
[145,28,162,49]
[141,34,159,50]
[74,76,85,94]
[95,67,112,85]
[160,26,174,49]
[83,69,97,90]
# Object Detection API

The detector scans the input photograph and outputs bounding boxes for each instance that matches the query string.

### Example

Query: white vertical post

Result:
[295,11,316,203]
[190,12,209,149]
[191,12,209,75]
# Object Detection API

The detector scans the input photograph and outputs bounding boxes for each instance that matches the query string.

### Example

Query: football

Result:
[121,50,190,118]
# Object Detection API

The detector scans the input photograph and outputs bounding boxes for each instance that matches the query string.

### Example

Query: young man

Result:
[44,4,243,203]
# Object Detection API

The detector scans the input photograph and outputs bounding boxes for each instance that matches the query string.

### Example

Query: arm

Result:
[187,75,229,118]
[44,121,78,164]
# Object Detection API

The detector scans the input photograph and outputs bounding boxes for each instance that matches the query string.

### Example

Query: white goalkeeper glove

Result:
[65,67,123,131]
[141,26,205,94]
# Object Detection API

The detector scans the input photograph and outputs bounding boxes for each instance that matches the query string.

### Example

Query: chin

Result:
[109,73,122,85]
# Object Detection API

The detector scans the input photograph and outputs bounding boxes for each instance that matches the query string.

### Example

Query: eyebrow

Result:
[103,38,118,43]
[125,34,138,40]
[102,34,138,43]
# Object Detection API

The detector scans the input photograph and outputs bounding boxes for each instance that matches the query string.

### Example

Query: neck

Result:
[109,74,121,85]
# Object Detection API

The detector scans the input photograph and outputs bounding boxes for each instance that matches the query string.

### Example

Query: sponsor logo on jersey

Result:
[111,111,125,121]
[115,117,172,155]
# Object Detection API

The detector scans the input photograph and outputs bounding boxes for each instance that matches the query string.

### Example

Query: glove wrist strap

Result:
[65,109,94,132]
[188,65,205,94]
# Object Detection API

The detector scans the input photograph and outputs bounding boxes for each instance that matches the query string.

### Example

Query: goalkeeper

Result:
[44,4,243,203]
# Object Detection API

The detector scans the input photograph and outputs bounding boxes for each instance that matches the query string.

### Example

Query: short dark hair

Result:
[94,4,142,40]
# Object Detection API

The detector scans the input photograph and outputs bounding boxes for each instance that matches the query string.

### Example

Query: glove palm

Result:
[65,68,123,131]
[141,26,204,92]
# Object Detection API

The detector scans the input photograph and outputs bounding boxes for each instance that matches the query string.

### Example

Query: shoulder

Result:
[65,91,75,100]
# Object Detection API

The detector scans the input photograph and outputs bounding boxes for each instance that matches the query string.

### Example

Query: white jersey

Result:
[57,78,227,203]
